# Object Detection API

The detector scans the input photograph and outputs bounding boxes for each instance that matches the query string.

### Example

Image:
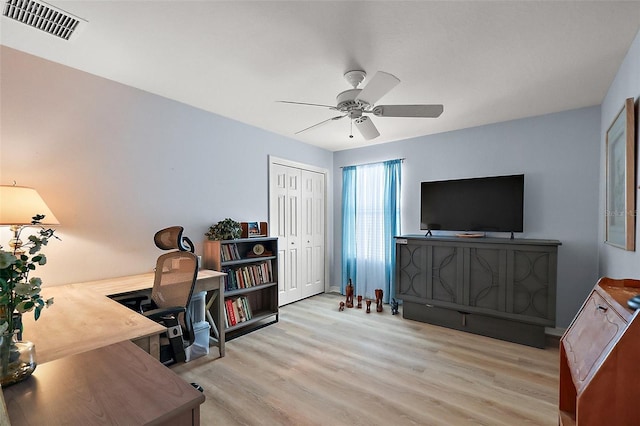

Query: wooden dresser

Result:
[559,277,640,425]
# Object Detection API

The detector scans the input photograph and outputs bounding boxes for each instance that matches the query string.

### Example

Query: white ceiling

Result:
[2,1,640,151]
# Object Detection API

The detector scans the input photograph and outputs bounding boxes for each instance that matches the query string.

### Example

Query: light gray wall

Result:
[3,37,630,329]
[333,106,601,328]
[0,46,333,285]
[599,29,640,278]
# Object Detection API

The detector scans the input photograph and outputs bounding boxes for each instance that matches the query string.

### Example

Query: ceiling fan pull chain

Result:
[349,119,354,138]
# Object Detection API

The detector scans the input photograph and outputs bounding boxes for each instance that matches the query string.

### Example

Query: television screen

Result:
[420,174,524,233]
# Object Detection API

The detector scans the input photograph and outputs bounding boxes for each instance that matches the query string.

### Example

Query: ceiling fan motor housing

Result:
[336,89,370,114]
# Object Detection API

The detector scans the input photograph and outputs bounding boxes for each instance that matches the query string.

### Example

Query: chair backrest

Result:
[154,226,194,253]
[151,251,198,312]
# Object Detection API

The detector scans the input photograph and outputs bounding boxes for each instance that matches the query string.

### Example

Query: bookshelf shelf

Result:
[226,282,277,298]
[204,237,279,339]
[225,310,276,333]
[220,255,276,267]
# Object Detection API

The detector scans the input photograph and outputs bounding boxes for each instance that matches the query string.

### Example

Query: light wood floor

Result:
[172,293,559,426]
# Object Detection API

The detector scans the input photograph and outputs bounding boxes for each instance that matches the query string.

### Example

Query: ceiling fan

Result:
[278,70,443,140]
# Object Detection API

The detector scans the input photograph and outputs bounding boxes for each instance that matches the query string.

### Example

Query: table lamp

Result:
[0,185,59,254]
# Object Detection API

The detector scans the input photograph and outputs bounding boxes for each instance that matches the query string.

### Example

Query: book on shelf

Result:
[225,299,237,326]
[234,298,246,323]
[221,260,274,292]
[220,243,241,262]
[223,296,253,327]
[238,296,252,321]
[242,296,253,320]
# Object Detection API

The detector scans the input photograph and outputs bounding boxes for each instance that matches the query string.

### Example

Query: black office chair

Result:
[117,226,198,365]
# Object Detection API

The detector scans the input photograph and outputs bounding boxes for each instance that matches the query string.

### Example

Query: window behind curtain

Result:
[341,159,401,302]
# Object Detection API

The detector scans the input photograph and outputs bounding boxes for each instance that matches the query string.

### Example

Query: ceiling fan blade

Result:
[355,71,400,106]
[354,116,380,140]
[295,115,346,134]
[277,100,336,110]
[372,104,444,118]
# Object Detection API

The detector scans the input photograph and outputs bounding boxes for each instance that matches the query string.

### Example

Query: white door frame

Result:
[268,156,329,295]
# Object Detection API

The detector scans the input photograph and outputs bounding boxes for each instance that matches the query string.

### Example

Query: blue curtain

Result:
[341,160,401,301]
[383,159,401,300]
[341,166,357,293]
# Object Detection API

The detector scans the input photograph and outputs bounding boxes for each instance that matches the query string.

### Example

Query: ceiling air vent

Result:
[2,0,86,41]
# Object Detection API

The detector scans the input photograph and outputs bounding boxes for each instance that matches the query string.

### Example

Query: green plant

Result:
[205,218,242,240]
[0,215,57,335]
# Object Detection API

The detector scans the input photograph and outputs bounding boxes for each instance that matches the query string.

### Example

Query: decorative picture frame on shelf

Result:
[605,97,636,251]
[247,222,260,236]
[240,221,269,238]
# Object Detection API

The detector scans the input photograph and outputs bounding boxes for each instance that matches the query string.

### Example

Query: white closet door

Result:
[270,159,326,307]
[270,163,302,306]
[301,170,325,298]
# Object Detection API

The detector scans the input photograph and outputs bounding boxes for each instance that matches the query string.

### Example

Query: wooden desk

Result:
[72,269,223,297]
[69,269,226,357]
[21,285,165,364]
[3,341,205,425]
[2,270,223,425]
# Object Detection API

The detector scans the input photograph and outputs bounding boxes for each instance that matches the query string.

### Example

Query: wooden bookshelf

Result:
[559,277,640,425]
[204,237,278,339]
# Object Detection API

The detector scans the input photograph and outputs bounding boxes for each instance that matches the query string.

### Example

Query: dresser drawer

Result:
[562,291,627,391]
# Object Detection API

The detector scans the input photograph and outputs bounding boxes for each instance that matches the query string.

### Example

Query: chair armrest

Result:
[144,306,186,321]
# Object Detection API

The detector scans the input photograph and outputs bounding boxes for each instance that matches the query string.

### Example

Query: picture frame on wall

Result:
[605,97,636,251]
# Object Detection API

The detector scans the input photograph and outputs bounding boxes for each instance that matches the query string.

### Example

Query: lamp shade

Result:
[0,185,59,226]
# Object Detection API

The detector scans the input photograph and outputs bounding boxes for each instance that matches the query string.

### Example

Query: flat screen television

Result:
[420,174,524,234]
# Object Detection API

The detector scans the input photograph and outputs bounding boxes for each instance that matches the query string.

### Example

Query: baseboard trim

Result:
[545,326,565,348]
[545,326,566,337]
[328,285,341,294]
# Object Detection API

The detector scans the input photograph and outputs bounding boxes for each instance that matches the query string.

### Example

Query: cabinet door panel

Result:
[396,243,427,302]
[467,248,503,311]
[510,249,554,320]
[430,246,459,303]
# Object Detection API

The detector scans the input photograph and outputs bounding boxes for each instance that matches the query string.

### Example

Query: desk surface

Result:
[21,285,165,365]
[69,269,225,296]
[22,270,226,364]
[68,269,227,358]
[3,340,205,425]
